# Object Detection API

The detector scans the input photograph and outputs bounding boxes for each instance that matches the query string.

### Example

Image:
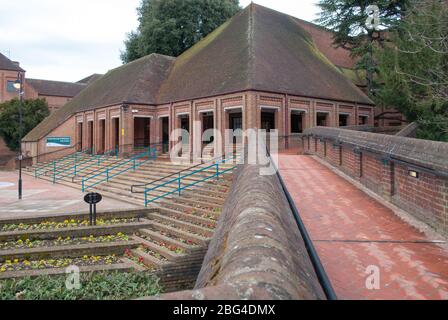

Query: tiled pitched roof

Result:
[24,4,373,142]
[24,54,174,141]
[0,52,25,72]
[26,79,86,97]
[157,3,372,105]
[77,74,103,85]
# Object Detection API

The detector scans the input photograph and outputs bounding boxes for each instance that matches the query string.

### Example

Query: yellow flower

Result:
[23,260,31,266]
[13,259,19,264]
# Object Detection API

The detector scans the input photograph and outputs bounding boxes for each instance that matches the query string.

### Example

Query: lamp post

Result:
[13,73,24,200]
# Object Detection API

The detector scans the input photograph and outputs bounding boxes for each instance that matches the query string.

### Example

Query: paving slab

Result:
[277,153,448,300]
[0,171,141,219]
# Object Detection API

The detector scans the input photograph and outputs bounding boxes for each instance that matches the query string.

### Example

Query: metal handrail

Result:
[131,156,221,194]
[72,143,162,183]
[143,154,237,207]
[53,146,119,182]
[34,147,92,178]
[82,147,157,192]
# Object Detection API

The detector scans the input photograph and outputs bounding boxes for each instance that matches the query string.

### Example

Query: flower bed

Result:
[136,246,168,262]
[0,233,130,251]
[152,219,209,240]
[156,230,199,247]
[138,234,184,254]
[0,255,119,273]
[0,219,138,233]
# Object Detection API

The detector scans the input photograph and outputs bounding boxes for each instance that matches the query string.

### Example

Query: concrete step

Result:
[133,235,180,262]
[158,207,217,229]
[138,228,196,252]
[147,212,214,238]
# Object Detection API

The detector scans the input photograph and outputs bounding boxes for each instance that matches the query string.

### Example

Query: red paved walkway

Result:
[277,154,448,300]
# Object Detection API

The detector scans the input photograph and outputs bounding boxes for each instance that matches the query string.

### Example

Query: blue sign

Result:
[46,137,71,147]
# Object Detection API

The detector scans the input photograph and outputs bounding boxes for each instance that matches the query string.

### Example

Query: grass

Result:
[0,271,161,300]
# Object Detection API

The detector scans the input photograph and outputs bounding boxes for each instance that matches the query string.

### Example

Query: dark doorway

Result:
[134,117,150,148]
[162,117,169,153]
[87,121,94,154]
[77,122,83,151]
[359,115,368,125]
[202,113,214,143]
[229,112,243,131]
[261,111,276,132]
[317,113,329,127]
[180,115,190,145]
[112,118,120,154]
[98,119,106,154]
[339,114,349,127]
[291,113,304,133]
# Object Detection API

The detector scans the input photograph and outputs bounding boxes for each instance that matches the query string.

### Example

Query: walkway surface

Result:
[0,171,140,219]
[277,153,448,300]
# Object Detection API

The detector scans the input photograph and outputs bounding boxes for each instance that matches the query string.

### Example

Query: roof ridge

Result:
[246,3,256,90]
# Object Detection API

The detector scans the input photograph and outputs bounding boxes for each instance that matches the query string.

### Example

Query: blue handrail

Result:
[82,147,157,192]
[34,147,92,178]
[53,146,119,182]
[144,155,237,207]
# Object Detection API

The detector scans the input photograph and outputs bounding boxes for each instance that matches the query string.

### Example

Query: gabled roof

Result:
[26,79,86,97]
[157,3,372,105]
[0,52,25,72]
[24,54,174,141]
[77,73,103,85]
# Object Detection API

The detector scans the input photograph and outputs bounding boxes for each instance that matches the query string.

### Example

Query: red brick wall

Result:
[305,135,448,236]
[360,154,383,194]
[393,165,447,233]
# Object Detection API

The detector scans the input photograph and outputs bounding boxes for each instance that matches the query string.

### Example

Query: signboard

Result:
[46,137,71,147]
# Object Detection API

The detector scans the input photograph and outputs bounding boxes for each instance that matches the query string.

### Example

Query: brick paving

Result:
[0,171,139,219]
[277,153,448,300]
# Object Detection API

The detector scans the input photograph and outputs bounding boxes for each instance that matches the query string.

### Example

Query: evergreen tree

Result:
[121,0,241,63]
[316,0,408,95]
[0,98,50,151]
[375,0,448,141]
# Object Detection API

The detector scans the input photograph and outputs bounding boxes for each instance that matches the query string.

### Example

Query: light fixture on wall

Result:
[408,170,419,179]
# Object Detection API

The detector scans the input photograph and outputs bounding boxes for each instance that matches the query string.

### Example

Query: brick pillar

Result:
[381,158,395,200]
[354,148,362,179]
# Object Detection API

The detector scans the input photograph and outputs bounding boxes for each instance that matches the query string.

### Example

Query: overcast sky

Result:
[0,0,319,82]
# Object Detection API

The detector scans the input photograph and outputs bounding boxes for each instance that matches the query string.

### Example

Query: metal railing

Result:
[52,146,119,183]
[142,154,237,207]
[82,147,157,192]
[34,147,92,179]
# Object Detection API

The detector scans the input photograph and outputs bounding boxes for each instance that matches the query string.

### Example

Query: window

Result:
[291,113,303,133]
[339,114,349,127]
[359,116,368,125]
[317,113,329,126]
[6,81,16,93]
[261,111,276,132]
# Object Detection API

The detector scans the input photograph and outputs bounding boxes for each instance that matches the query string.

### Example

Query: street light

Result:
[15,72,24,200]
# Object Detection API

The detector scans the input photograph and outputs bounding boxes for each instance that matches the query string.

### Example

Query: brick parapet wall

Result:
[146,163,325,300]
[302,127,448,236]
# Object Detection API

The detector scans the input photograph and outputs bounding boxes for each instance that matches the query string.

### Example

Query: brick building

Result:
[23,4,375,160]
[0,52,88,111]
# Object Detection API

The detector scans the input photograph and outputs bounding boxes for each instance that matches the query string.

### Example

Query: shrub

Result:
[0,271,161,300]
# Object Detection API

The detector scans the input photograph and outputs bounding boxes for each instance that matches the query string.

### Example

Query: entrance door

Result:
[180,116,190,145]
[99,119,106,154]
[112,118,120,154]
[88,121,94,153]
[202,113,214,143]
[162,117,169,153]
[229,113,243,131]
[291,113,303,133]
[261,111,276,132]
[77,122,83,151]
[134,118,150,148]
